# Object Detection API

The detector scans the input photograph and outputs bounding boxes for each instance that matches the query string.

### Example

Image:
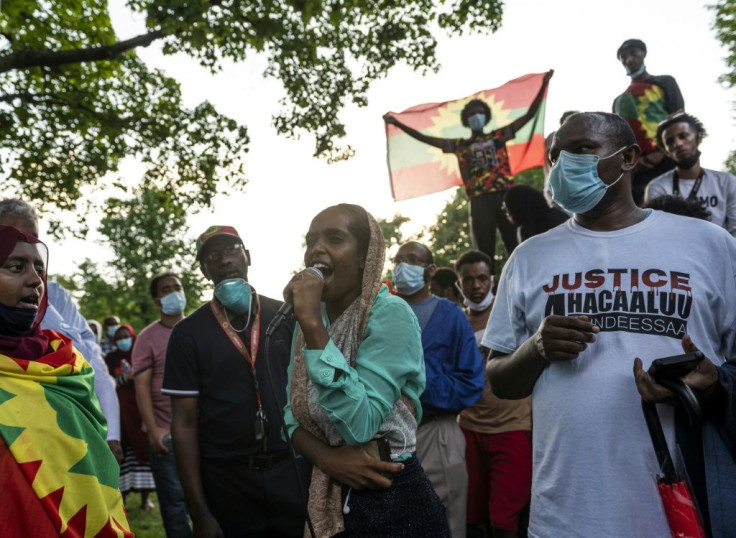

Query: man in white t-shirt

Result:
[484,112,736,537]
[644,112,736,236]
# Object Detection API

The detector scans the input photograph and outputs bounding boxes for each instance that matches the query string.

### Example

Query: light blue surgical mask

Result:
[160,291,187,315]
[116,337,133,352]
[393,263,427,295]
[548,148,626,214]
[106,325,119,339]
[627,63,646,78]
[467,113,487,132]
[214,278,252,314]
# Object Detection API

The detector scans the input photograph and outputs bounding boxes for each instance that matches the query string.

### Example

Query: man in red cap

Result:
[163,226,308,537]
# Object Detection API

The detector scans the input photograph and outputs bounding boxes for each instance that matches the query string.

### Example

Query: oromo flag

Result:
[386,72,549,201]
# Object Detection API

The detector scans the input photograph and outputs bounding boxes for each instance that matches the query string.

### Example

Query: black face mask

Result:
[0,303,38,337]
[676,150,701,170]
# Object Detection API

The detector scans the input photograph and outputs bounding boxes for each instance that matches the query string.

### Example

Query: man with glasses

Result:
[162,226,307,537]
[393,241,484,537]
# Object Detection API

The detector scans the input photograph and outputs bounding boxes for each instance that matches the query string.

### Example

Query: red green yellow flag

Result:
[385,72,549,201]
[0,330,132,537]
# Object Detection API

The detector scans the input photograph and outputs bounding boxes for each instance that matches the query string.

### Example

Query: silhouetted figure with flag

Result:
[384,70,552,270]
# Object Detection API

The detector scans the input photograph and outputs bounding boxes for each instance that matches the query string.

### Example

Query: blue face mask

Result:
[627,63,646,78]
[116,337,133,352]
[393,263,427,295]
[106,325,119,338]
[160,291,186,316]
[467,113,487,132]
[548,148,626,214]
[214,278,252,314]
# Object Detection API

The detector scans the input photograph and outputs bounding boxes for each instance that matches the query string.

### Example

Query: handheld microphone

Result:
[265,267,324,336]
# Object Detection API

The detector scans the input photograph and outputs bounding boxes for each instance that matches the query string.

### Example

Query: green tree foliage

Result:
[1,0,505,216]
[57,186,206,331]
[712,0,736,88]
[421,168,545,272]
[711,0,736,168]
[378,213,410,250]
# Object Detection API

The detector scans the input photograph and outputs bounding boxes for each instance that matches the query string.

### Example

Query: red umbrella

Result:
[642,393,706,538]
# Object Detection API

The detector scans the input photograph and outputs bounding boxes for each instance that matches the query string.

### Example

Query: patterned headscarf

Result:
[0,225,49,360]
[290,204,385,538]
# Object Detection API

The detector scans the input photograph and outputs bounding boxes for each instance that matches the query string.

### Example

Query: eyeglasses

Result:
[393,255,431,266]
[203,243,245,263]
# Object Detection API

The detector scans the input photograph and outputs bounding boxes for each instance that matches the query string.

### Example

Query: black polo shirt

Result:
[162,293,294,461]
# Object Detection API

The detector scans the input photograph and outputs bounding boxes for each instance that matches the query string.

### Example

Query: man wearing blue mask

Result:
[384,71,553,270]
[612,39,684,205]
[162,226,308,538]
[101,314,121,355]
[133,271,191,537]
[393,241,484,537]
[485,112,736,537]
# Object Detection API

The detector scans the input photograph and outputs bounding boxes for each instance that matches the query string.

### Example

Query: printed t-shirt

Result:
[612,74,683,154]
[162,295,294,460]
[447,126,515,198]
[645,168,736,237]
[483,210,736,538]
[131,321,174,430]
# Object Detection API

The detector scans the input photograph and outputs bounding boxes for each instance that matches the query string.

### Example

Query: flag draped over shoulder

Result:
[0,330,132,537]
[386,72,549,201]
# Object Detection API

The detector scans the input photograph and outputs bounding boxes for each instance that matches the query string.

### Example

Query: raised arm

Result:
[384,113,455,152]
[507,70,554,134]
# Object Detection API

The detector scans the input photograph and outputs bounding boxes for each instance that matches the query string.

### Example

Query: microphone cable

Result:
[264,330,317,538]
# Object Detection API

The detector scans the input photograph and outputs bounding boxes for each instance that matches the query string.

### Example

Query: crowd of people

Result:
[1,37,735,538]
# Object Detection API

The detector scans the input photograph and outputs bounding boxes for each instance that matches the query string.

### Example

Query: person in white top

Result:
[484,112,736,538]
[644,112,736,236]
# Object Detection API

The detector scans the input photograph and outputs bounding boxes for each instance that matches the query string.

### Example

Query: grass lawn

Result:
[124,492,166,538]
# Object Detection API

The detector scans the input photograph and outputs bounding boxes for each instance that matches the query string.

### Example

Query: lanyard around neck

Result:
[672,169,704,200]
[210,295,263,408]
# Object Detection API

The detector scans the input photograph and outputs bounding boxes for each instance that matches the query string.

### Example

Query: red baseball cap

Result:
[195,225,243,261]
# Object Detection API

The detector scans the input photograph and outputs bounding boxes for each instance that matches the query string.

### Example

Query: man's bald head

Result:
[554,112,636,154]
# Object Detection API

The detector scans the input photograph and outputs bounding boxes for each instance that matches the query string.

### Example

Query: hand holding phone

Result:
[647,351,704,382]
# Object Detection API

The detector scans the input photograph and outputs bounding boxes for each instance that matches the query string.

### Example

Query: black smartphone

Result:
[648,351,704,381]
[364,435,392,462]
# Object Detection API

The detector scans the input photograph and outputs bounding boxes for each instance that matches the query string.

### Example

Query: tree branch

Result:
[0,30,164,74]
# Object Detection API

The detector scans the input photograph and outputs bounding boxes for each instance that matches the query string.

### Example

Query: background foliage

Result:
[56,186,205,331]
[1,0,506,317]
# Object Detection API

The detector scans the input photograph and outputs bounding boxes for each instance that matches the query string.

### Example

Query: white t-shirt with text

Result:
[483,210,736,538]
[645,168,736,237]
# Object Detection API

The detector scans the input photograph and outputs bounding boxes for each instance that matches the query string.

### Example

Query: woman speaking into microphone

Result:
[283,204,449,537]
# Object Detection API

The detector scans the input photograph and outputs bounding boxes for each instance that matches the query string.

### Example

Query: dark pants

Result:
[469,191,517,272]
[336,456,450,538]
[200,456,310,538]
[149,436,192,538]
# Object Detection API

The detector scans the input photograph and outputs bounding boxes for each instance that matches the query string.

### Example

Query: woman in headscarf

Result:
[0,225,132,537]
[502,184,569,245]
[105,324,156,511]
[283,204,449,537]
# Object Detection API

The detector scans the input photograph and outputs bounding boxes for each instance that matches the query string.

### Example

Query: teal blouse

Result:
[284,286,425,446]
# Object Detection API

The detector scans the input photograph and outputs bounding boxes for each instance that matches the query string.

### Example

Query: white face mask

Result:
[458,285,495,312]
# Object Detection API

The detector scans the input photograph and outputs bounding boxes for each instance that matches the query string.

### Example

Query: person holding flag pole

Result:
[384,70,553,270]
